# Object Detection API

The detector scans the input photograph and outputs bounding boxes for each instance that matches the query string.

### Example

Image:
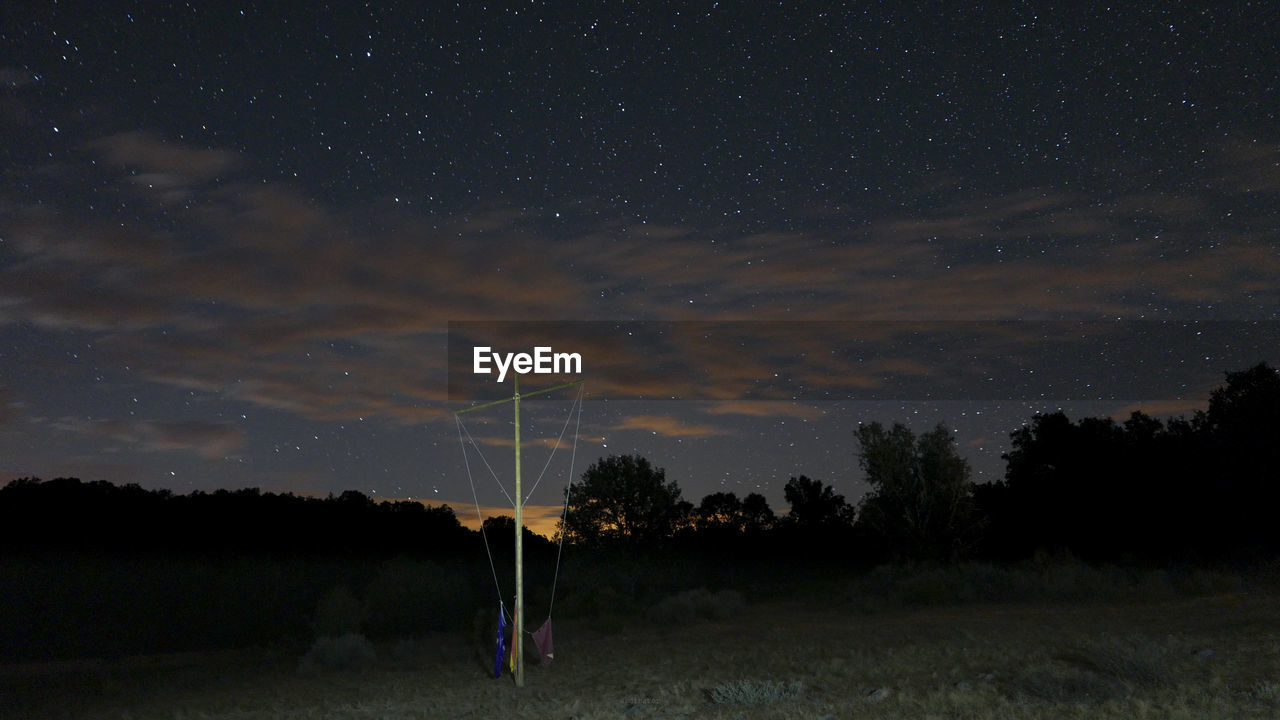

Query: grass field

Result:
[4,589,1278,719]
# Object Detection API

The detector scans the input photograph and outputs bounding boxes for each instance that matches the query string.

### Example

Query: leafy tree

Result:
[481,514,555,554]
[0,477,471,555]
[691,491,777,536]
[990,409,1206,561]
[980,362,1280,561]
[560,454,688,546]
[1203,362,1280,548]
[740,492,777,534]
[993,412,1125,558]
[1206,362,1280,441]
[694,491,745,533]
[855,422,976,560]
[782,475,854,529]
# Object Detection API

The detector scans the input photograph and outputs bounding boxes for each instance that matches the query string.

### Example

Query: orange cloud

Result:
[55,418,247,460]
[702,400,827,420]
[612,414,730,438]
[93,131,240,180]
[4,131,1276,431]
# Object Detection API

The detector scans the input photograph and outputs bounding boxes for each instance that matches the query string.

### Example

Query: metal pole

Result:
[453,377,582,687]
[513,373,524,687]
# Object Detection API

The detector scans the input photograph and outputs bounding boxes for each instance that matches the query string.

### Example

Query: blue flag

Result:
[493,604,507,679]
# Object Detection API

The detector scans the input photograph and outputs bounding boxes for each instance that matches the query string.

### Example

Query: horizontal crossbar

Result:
[452,378,585,415]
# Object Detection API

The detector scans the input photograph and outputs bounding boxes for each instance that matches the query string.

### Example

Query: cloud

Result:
[0,67,38,89]
[0,459,146,485]
[0,386,15,426]
[93,131,240,183]
[3,130,1276,431]
[1215,138,1280,194]
[702,400,827,420]
[57,418,247,459]
[461,434,586,451]
[612,414,730,438]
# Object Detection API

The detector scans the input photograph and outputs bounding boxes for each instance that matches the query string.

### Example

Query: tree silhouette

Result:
[1203,362,1280,549]
[560,454,689,547]
[0,477,472,555]
[481,514,555,555]
[1207,362,1280,440]
[690,491,777,537]
[694,491,746,533]
[781,475,854,529]
[740,492,777,534]
[990,412,1145,559]
[983,395,1262,561]
[855,422,976,560]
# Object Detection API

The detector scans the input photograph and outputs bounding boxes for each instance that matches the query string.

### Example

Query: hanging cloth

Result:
[492,603,507,679]
[508,599,519,674]
[531,618,554,664]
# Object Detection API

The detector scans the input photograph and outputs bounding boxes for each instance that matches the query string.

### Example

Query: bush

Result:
[1172,567,1245,596]
[646,590,698,625]
[1068,635,1178,688]
[362,557,475,637]
[708,679,804,705]
[558,583,629,620]
[844,559,1252,611]
[645,588,745,625]
[298,633,377,674]
[312,585,368,638]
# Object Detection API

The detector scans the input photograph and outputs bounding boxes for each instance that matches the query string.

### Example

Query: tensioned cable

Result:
[454,381,585,629]
[456,416,515,508]
[455,414,505,601]
[547,383,585,619]
[522,384,585,504]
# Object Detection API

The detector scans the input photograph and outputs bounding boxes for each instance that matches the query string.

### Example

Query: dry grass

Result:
[3,592,1278,719]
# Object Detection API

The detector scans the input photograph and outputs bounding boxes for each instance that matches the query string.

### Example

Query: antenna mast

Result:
[455,375,584,687]
[513,373,524,687]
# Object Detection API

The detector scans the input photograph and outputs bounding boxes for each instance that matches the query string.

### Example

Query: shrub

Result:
[708,679,804,706]
[298,632,377,674]
[845,559,1252,611]
[362,557,475,637]
[1173,567,1245,596]
[559,583,628,620]
[645,588,745,625]
[1069,635,1177,688]
[1012,665,1125,704]
[311,585,367,639]
[646,590,698,625]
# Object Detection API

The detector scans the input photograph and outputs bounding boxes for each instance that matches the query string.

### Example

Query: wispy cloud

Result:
[613,414,730,438]
[0,386,15,426]
[461,434,587,451]
[93,131,240,181]
[702,400,827,420]
[1215,138,1280,194]
[55,418,247,459]
[2,132,1275,433]
[0,67,38,89]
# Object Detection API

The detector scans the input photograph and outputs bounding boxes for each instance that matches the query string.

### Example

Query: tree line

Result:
[0,482,472,556]
[560,362,1280,564]
[2,362,1276,564]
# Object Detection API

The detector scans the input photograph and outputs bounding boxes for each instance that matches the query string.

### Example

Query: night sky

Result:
[2,3,1277,535]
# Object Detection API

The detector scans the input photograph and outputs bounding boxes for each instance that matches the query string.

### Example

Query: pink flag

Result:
[531,618,554,664]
